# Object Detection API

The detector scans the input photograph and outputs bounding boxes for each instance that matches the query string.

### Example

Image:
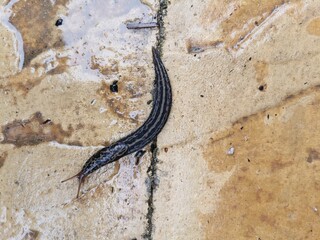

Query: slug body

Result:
[62,47,172,197]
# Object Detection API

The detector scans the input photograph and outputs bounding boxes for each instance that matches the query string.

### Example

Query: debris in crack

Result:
[156,0,169,52]
[142,1,169,239]
[143,141,158,240]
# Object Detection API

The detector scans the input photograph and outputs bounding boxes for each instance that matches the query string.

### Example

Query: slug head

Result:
[62,143,128,198]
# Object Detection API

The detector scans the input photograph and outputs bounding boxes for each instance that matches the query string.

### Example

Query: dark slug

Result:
[62,47,172,197]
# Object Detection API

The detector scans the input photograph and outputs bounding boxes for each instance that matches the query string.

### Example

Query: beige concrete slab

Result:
[154,0,320,239]
[2,0,320,239]
[0,0,158,239]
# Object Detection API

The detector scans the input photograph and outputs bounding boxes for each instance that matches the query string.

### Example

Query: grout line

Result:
[143,141,158,240]
[142,1,168,239]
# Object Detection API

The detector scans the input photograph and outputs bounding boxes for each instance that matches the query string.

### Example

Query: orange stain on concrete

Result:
[192,0,301,52]
[202,85,320,239]
[307,17,320,36]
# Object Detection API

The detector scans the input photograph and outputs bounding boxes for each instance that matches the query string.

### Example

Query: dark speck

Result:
[55,18,63,27]
[200,95,204,98]
[258,85,264,91]
[110,81,118,93]
[147,100,152,105]
[42,119,52,125]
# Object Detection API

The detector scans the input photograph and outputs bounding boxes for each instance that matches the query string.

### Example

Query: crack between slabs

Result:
[142,1,168,239]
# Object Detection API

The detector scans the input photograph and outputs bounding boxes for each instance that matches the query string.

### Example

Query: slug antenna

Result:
[61,171,84,198]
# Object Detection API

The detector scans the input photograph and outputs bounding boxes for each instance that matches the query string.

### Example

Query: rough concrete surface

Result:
[154,0,320,239]
[1,0,320,239]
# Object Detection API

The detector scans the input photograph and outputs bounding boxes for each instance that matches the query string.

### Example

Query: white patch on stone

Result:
[227,147,235,155]
[129,110,144,119]
[0,0,24,71]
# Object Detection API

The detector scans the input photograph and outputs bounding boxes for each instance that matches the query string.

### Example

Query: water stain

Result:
[0,152,8,168]
[307,17,320,36]
[192,0,300,52]
[201,85,320,239]
[2,112,73,147]
[0,54,69,98]
[10,0,68,67]
[0,69,42,98]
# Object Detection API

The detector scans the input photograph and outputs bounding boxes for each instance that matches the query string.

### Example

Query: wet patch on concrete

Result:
[201,85,320,239]
[2,112,73,147]
[10,0,68,67]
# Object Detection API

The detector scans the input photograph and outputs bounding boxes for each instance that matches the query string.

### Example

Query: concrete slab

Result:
[2,0,320,239]
[0,0,158,239]
[153,0,320,239]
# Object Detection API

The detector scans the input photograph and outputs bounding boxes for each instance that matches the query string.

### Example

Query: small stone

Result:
[227,147,235,155]
[110,81,119,93]
[55,18,63,27]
